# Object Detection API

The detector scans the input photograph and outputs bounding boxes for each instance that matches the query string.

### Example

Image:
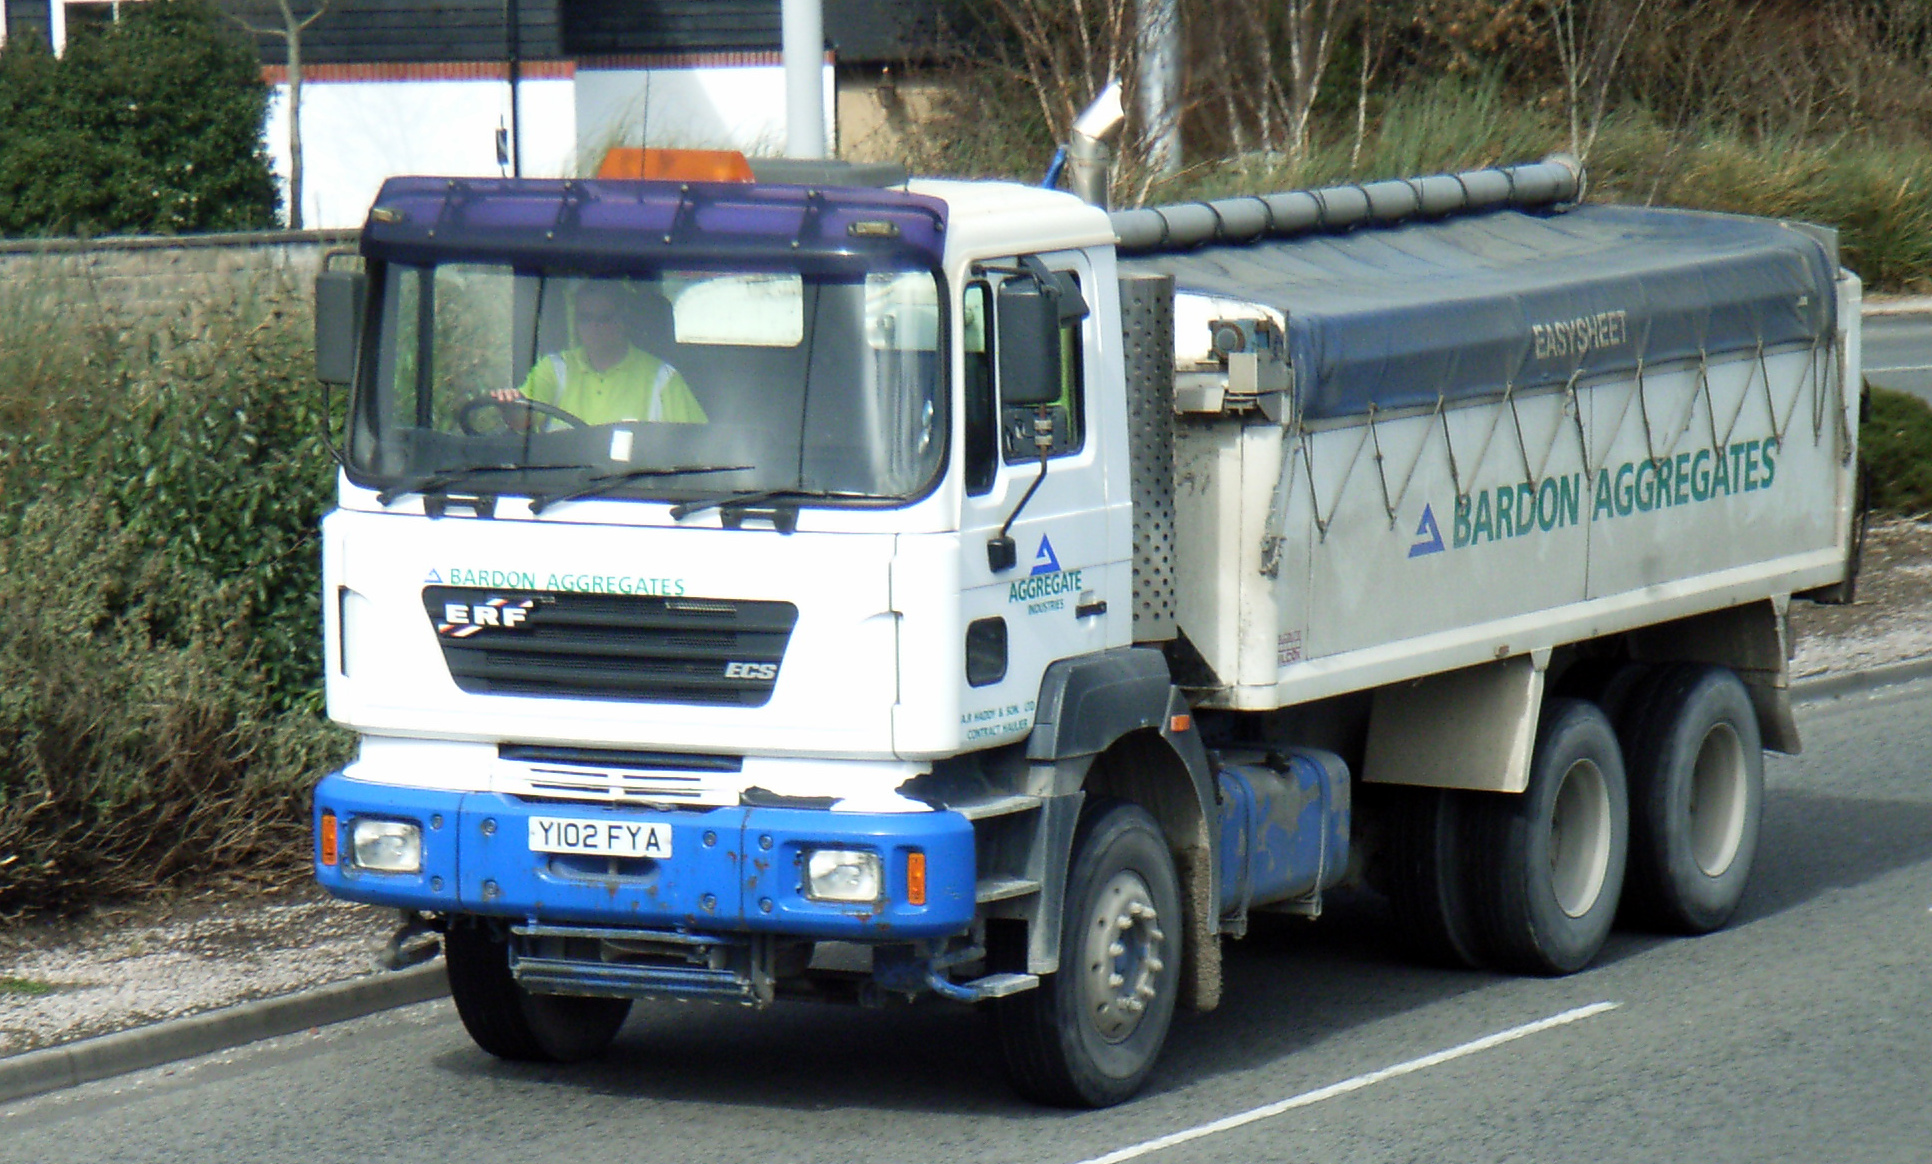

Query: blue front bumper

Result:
[312,771,976,940]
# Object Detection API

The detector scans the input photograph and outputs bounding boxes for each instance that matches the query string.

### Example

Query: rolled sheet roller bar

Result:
[1110,154,1584,254]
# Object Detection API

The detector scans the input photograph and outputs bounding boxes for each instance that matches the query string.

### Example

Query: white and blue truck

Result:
[309,140,1862,1106]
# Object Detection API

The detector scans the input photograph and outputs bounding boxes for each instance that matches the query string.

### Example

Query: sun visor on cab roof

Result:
[359,176,947,274]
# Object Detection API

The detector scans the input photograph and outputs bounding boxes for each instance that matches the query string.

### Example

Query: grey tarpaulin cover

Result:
[1118,203,1837,422]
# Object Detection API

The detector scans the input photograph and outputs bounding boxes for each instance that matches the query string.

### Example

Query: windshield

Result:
[347,262,946,505]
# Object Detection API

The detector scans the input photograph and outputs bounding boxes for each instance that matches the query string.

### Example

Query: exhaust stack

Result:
[1067,82,1126,210]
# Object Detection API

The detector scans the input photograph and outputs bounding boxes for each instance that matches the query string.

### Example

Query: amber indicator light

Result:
[906,851,927,905]
[320,812,338,866]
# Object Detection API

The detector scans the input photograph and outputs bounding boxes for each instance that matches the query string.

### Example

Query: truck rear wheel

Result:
[445,921,633,1063]
[991,800,1182,1108]
[1465,698,1629,975]
[1618,665,1764,933]
[1553,659,1653,728]
[1381,786,1482,969]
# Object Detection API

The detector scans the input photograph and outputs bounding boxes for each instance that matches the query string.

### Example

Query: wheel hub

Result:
[1689,722,1748,876]
[1549,758,1613,918]
[1081,870,1166,1042]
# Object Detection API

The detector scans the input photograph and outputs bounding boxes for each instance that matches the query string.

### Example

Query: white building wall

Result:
[263,73,578,231]
[261,57,833,231]
[573,60,834,166]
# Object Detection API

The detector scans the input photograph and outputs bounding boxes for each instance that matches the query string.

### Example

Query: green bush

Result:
[1590,117,1932,293]
[0,0,278,237]
[0,272,347,913]
[1859,385,1932,515]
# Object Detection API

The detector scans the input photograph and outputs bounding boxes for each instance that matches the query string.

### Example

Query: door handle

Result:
[1075,599,1108,618]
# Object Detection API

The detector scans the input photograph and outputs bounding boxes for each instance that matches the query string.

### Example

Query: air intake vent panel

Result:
[425,587,798,706]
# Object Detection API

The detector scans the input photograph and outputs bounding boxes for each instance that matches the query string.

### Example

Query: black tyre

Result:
[1380,786,1482,969]
[444,921,633,1063]
[1553,659,1653,729]
[1465,698,1629,975]
[1618,665,1764,934]
[992,800,1183,1108]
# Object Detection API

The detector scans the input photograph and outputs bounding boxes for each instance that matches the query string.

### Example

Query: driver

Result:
[491,280,707,425]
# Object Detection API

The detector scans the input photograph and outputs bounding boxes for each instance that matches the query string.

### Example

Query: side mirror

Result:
[996,275,1067,407]
[314,268,367,385]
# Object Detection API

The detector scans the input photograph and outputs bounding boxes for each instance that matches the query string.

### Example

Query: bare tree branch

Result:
[226,0,334,229]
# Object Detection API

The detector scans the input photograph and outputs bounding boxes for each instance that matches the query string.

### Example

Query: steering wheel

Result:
[456,394,590,435]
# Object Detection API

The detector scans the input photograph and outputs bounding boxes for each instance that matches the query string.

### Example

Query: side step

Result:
[958,972,1039,999]
[976,876,1042,903]
[925,970,1041,1003]
[954,793,1042,821]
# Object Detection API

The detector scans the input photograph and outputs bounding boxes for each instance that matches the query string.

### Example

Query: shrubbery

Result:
[889,2,1932,292]
[0,0,278,237]
[0,274,347,912]
[1859,386,1932,516]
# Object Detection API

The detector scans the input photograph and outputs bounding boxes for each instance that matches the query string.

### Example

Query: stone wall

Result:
[0,229,362,337]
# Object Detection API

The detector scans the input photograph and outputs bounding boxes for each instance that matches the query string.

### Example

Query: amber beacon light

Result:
[595,148,756,183]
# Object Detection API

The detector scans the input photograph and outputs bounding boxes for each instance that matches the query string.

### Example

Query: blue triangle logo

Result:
[424,568,444,583]
[1030,534,1062,576]
[1408,505,1446,558]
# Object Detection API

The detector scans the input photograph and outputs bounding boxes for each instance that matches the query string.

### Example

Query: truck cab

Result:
[314,165,1225,1105]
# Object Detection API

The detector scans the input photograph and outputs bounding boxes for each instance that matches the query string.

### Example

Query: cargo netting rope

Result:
[1259,328,1847,577]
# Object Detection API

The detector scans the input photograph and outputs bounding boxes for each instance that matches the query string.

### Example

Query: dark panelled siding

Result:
[222,0,563,66]
[5,0,53,46]
[218,0,959,68]
[824,0,965,63]
[559,0,777,55]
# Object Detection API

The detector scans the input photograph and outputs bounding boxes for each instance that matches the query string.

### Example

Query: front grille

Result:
[425,587,797,706]
[498,743,743,803]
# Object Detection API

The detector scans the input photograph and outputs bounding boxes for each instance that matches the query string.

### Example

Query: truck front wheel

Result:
[1618,665,1764,933]
[991,800,1183,1107]
[445,920,633,1063]
[1465,698,1630,975]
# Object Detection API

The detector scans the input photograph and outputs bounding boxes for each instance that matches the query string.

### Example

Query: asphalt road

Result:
[5,683,1930,1163]
[1864,312,1932,403]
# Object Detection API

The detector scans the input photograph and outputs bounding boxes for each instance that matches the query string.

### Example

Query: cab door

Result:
[953,251,1119,749]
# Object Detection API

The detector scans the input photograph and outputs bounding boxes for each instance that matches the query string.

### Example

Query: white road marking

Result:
[1073,1001,1621,1164]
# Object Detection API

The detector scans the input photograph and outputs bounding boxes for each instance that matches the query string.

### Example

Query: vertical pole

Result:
[51,0,68,56]
[288,7,306,229]
[506,0,523,176]
[781,0,825,158]
[1137,0,1181,175]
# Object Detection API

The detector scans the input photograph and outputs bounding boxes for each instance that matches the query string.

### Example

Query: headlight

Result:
[351,818,423,873]
[804,848,882,903]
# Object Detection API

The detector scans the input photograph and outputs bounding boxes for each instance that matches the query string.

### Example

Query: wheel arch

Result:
[1030,648,1222,1011]
[1623,597,1799,754]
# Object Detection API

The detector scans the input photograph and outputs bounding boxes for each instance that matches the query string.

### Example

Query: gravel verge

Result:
[0,886,401,1059]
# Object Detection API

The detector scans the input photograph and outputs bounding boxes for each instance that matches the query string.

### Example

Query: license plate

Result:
[527,816,672,859]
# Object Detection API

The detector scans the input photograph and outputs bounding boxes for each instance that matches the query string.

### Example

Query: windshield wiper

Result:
[375,464,590,506]
[668,488,832,531]
[526,465,754,515]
